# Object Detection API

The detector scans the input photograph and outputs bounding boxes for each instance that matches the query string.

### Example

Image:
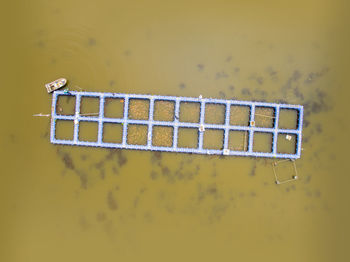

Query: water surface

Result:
[1,0,349,261]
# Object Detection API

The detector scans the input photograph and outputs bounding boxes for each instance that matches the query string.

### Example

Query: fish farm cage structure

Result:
[50,90,303,159]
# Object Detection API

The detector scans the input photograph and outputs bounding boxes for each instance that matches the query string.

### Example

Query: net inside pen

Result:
[50,91,303,159]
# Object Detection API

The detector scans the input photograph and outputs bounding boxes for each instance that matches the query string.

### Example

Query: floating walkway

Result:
[50,90,303,159]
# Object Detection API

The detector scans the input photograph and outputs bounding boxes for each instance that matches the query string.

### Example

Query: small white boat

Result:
[45,78,67,93]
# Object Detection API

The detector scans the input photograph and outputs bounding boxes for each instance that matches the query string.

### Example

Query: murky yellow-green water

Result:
[1,0,350,261]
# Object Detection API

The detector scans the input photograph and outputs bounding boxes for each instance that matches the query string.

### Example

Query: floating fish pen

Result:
[50,90,303,159]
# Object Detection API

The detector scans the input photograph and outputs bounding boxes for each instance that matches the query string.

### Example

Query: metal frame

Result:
[272,159,299,184]
[50,90,303,159]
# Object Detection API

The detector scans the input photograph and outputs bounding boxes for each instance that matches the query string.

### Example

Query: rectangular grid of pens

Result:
[50,90,303,159]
